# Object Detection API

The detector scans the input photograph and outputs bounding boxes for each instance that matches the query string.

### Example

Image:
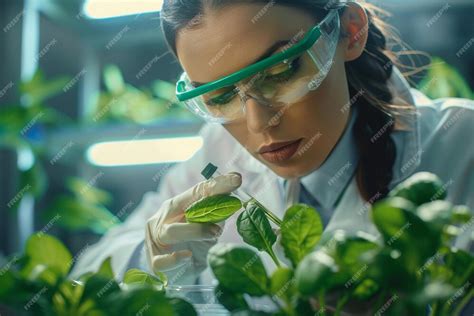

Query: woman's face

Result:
[176,3,363,179]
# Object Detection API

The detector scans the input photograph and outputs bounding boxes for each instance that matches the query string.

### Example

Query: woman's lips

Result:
[259,139,303,164]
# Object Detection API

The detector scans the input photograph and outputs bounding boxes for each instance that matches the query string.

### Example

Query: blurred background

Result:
[0,0,473,264]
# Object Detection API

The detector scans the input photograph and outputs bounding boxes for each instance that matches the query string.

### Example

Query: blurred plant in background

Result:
[0,70,72,200]
[44,177,120,234]
[418,57,473,99]
[88,64,194,124]
[0,66,192,235]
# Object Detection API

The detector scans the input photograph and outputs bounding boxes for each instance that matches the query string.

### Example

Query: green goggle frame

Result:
[176,9,341,102]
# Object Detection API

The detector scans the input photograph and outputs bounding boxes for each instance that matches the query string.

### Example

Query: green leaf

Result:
[418,57,473,99]
[67,177,112,205]
[21,233,73,280]
[371,197,441,272]
[97,257,114,279]
[416,201,453,225]
[122,269,167,290]
[44,196,120,234]
[389,172,446,206]
[52,280,85,313]
[294,298,315,316]
[208,244,270,296]
[27,264,61,285]
[0,269,50,310]
[0,269,16,299]
[366,248,417,292]
[270,267,295,303]
[444,248,474,287]
[237,202,278,264]
[20,161,48,198]
[214,284,249,312]
[152,80,177,102]
[280,204,323,267]
[451,205,472,224]
[169,297,198,316]
[102,286,175,316]
[103,65,125,95]
[20,70,71,106]
[80,274,121,307]
[320,231,380,294]
[185,194,242,223]
[351,278,379,300]
[331,232,379,272]
[295,249,338,296]
[0,105,30,134]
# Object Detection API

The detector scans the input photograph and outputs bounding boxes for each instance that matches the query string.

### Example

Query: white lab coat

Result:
[69,70,474,293]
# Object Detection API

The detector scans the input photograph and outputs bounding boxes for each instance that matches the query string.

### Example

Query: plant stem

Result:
[251,198,282,227]
[318,291,327,316]
[335,294,350,316]
[267,246,281,267]
[430,301,439,316]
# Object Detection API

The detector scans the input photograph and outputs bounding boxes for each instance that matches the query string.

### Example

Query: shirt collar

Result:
[297,105,359,210]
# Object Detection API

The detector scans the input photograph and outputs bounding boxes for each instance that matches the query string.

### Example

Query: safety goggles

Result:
[176,8,341,124]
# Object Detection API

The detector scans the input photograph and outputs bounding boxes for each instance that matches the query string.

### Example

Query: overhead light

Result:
[83,0,163,19]
[86,136,203,167]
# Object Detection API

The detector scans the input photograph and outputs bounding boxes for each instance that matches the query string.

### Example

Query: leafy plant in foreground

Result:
[0,233,196,316]
[197,172,473,315]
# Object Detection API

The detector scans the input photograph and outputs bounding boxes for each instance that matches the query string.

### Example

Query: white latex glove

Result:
[145,172,242,276]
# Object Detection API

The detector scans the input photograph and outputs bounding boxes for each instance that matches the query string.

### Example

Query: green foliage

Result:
[89,64,195,124]
[280,204,323,267]
[389,172,446,206]
[0,233,196,316]
[43,176,120,234]
[0,66,193,234]
[123,269,168,290]
[203,172,473,316]
[418,57,473,99]
[208,244,270,297]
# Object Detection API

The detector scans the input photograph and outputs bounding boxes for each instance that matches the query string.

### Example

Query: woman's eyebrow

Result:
[191,40,291,87]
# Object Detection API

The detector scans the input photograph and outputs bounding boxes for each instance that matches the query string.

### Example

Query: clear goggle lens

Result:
[180,9,340,123]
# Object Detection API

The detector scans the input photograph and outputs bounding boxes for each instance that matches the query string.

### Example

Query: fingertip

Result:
[228,172,242,187]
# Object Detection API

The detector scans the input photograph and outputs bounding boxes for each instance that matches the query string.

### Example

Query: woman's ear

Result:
[340,2,369,62]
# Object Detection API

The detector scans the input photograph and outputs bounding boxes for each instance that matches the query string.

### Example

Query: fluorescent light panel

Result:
[84,0,163,19]
[86,136,203,166]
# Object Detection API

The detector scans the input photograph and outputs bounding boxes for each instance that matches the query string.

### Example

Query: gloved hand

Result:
[145,172,242,276]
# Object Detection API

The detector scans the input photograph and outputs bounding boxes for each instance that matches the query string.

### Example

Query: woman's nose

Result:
[244,97,281,133]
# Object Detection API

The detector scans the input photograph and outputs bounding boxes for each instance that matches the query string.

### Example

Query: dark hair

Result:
[160,0,415,202]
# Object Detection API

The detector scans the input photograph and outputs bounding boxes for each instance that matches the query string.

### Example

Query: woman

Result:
[71,0,473,300]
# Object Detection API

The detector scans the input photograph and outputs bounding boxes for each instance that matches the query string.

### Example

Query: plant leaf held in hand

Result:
[185,194,242,223]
